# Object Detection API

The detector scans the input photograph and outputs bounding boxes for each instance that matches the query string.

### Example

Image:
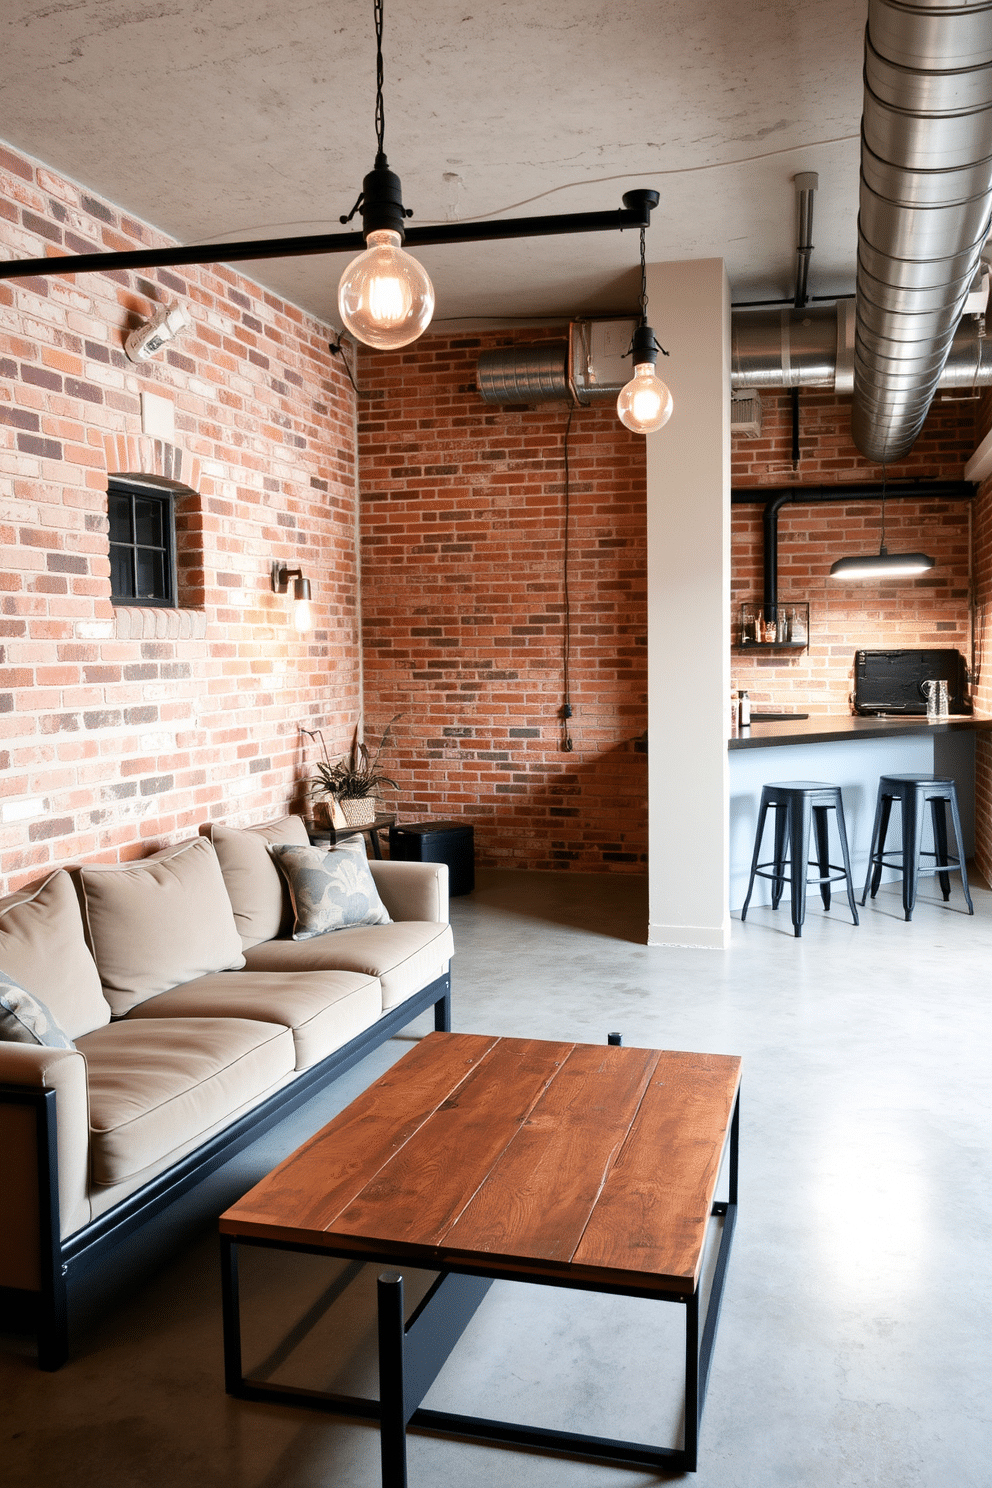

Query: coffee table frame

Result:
[220,1088,738,1482]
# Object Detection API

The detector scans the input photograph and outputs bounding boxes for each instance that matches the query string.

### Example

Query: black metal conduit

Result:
[0,194,659,281]
[731,480,975,614]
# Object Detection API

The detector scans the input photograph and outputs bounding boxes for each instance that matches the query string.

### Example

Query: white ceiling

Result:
[0,0,868,328]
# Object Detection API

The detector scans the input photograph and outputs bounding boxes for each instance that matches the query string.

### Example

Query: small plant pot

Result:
[340,797,377,826]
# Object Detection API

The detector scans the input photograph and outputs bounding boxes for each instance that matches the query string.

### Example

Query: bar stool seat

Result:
[741,780,860,937]
[861,773,974,921]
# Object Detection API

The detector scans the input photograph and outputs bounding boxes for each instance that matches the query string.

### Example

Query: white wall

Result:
[646,260,731,948]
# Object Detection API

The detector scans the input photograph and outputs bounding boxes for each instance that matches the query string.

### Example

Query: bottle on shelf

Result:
[738,689,751,727]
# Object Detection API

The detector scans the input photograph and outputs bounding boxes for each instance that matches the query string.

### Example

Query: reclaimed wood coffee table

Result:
[220,1032,741,1482]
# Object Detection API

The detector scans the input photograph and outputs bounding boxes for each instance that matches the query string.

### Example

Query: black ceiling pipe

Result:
[762,493,792,618]
[733,480,975,613]
[731,480,974,504]
[0,191,660,281]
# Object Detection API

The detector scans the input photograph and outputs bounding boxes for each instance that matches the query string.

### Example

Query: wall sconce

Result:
[271,562,313,632]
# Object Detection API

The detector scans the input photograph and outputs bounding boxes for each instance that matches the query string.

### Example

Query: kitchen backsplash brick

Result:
[732,388,976,715]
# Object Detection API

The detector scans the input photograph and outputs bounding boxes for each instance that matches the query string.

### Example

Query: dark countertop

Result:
[729,714,992,750]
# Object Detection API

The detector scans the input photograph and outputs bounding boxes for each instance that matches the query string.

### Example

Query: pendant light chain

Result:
[638,228,648,324]
[374,0,386,164]
[880,464,888,552]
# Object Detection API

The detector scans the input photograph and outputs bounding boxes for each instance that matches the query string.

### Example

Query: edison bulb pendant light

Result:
[338,228,435,350]
[617,360,673,434]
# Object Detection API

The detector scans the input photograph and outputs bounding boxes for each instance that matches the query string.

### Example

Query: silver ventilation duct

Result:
[852,0,992,463]
[477,302,992,406]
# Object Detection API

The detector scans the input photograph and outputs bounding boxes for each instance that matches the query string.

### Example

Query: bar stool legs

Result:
[741,781,860,937]
[861,774,974,920]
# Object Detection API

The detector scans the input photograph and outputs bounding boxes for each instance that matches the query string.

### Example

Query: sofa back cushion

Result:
[0,870,110,1038]
[201,815,310,949]
[76,838,246,1016]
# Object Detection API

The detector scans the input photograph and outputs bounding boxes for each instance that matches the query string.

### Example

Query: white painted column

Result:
[645,259,730,948]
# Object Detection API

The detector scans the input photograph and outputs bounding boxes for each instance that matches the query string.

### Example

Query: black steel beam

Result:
[0,199,657,282]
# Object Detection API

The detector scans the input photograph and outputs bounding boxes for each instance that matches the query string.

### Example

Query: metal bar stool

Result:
[741,780,860,937]
[861,773,974,921]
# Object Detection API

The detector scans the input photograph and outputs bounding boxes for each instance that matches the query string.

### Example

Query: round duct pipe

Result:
[476,343,570,404]
[477,304,992,407]
[851,0,992,464]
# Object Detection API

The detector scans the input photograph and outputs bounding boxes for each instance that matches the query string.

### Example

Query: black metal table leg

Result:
[220,1234,244,1396]
[378,1273,409,1488]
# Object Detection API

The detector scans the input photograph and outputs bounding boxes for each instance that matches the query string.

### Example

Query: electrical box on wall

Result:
[569,318,639,402]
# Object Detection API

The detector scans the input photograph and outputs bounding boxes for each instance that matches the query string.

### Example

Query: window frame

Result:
[107,477,179,609]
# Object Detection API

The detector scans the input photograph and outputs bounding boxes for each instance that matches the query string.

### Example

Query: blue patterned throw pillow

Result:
[270,838,392,940]
[0,967,75,1048]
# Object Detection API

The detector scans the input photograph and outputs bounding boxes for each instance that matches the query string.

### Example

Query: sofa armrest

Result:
[368,859,449,924]
[0,1045,91,1284]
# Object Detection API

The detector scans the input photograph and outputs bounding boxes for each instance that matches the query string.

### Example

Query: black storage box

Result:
[388,821,475,896]
[854,648,969,715]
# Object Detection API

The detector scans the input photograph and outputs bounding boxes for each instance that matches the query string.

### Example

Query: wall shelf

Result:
[737,602,809,651]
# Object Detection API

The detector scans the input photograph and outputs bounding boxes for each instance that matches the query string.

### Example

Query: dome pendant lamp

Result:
[337,1,434,350]
[829,469,935,579]
[616,227,673,435]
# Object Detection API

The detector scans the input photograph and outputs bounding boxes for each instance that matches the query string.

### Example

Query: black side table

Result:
[307,812,396,861]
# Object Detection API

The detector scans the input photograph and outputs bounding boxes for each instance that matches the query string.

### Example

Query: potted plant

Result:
[303,716,401,827]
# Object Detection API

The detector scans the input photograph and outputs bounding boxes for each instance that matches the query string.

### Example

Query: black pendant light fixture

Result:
[0,2,663,353]
[829,469,935,579]
[616,226,673,435]
[335,0,434,349]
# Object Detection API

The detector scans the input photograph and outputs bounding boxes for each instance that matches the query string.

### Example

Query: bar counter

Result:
[727,713,990,912]
[730,713,992,750]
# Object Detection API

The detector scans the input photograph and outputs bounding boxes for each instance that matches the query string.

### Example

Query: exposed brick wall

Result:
[357,331,648,873]
[0,142,359,894]
[731,388,977,714]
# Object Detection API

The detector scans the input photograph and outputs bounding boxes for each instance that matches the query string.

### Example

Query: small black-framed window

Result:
[107,479,178,607]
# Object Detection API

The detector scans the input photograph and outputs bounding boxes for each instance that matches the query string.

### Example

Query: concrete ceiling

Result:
[0,0,868,329]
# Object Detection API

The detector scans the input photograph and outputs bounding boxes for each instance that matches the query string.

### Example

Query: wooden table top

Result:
[221,1033,742,1295]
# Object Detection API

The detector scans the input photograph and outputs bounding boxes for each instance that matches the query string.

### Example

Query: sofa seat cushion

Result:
[78,1017,295,1186]
[76,838,246,1016]
[242,921,454,1010]
[0,870,110,1039]
[124,970,383,1071]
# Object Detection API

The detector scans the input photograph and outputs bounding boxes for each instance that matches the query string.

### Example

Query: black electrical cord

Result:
[561,406,574,751]
[328,337,364,396]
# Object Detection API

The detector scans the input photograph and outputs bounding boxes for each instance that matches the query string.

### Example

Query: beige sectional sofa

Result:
[0,815,453,1369]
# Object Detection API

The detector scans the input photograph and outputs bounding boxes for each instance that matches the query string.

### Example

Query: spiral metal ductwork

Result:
[477,302,992,405]
[852,0,992,463]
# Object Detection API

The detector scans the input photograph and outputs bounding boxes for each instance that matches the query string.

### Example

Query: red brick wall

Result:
[0,143,359,894]
[357,331,648,873]
[731,387,977,714]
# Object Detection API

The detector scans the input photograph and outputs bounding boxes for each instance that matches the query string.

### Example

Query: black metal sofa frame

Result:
[1,972,451,1371]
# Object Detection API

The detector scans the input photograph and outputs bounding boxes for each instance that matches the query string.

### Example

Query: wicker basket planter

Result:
[339,796,377,826]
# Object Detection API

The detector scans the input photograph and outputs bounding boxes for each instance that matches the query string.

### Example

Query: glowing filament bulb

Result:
[617,362,674,435]
[338,229,434,350]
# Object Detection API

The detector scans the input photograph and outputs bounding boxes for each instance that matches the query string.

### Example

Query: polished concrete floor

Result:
[2,867,989,1487]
